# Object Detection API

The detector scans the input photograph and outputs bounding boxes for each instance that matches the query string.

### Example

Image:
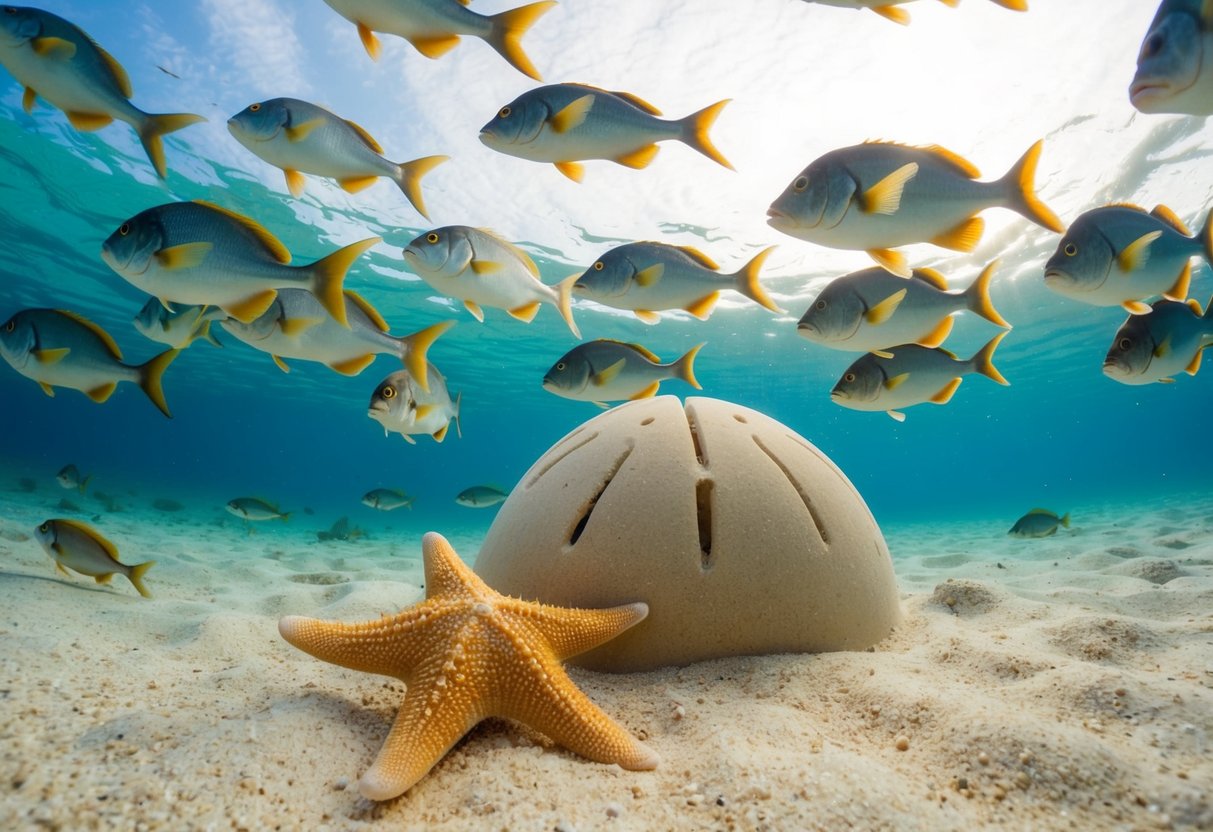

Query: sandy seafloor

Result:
[1,480,1210,832]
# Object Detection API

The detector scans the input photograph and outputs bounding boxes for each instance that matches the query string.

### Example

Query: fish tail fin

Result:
[988,0,1028,10]
[308,237,381,327]
[138,112,206,179]
[1201,207,1213,265]
[675,343,705,390]
[453,391,463,439]
[1059,512,1071,528]
[78,474,91,495]
[964,259,1010,327]
[680,100,734,171]
[399,320,456,393]
[486,1,556,81]
[999,140,1063,233]
[137,348,181,418]
[127,560,155,598]
[555,274,581,338]
[733,246,782,313]
[971,331,1010,385]
[393,155,449,220]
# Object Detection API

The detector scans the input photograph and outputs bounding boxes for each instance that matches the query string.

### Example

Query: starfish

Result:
[278,531,659,801]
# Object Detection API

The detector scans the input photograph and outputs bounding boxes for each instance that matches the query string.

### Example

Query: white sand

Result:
[1,487,1210,831]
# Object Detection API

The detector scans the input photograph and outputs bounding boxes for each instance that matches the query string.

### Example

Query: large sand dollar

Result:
[474,397,901,672]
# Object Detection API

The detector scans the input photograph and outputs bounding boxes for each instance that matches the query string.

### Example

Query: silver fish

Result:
[133,298,223,350]
[767,140,1063,277]
[1103,296,1213,385]
[801,0,1026,26]
[542,340,703,404]
[368,365,461,444]
[1131,0,1213,115]
[34,518,153,597]
[361,488,414,511]
[226,497,290,521]
[0,6,204,177]
[0,308,178,417]
[1008,509,1070,539]
[479,83,731,182]
[56,464,90,493]
[455,485,508,508]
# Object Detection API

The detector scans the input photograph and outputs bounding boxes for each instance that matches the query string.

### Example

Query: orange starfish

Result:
[279,531,659,800]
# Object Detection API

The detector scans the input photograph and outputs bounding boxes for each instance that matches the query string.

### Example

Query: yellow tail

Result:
[139,112,206,179]
[1000,140,1063,233]
[675,343,705,390]
[138,348,180,418]
[1059,512,1071,528]
[971,332,1010,385]
[486,1,556,81]
[555,274,581,338]
[309,237,381,327]
[988,0,1028,10]
[680,100,733,171]
[733,246,782,313]
[394,155,449,220]
[400,320,456,392]
[127,560,156,599]
[1201,207,1213,264]
[963,259,1010,328]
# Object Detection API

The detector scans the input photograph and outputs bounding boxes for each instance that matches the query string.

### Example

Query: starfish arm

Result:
[279,612,438,677]
[423,531,494,600]
[509,600,649,661]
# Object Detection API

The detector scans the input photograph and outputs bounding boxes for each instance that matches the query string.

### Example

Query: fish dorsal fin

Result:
[475,228,539,278]
[56,519,121,563]
[913,268,949,291]
[677,246,719,270]
[343,290,388,331]
[1150,204,1192,236]
[611,90,662,116]
[343,119,383,153]
[1106,201,1146,212]
[922,145,980,178]
[56,309,122,360]
[1027,508,1057,517]
[193,201,291,264]
[91,39,132,98]
[601,338,660,363]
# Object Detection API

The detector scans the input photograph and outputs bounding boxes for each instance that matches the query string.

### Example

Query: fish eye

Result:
[593,261,604,271]
[498,106,511,118]
[1063,243,1077,256]
[844,373,856,383]
[556,362,565,370]
[382,385,395,399]
[1119,338,1132,351]
[815,300,826,310]
[39,522,49,533]
[426,233,439,244]
[4,320,13,332]
[250,103,261,112]
[118,223,130,236]
[793,176,809,192]
[3,8,14,14]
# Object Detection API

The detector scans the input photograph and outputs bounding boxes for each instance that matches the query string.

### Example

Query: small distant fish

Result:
[479,83,732,182]
[226,497,291,521]
[403,226,579,336]
[92,490,122,512]
[152,498,184,512]
[456,485,508,508]
[100,201,380,327]
[543,340,703,405]
[317,515,366,542]
[1130,0,1213,115]
[0,308,178,417]
[133,298,224,350]
[361,488,414,511]
[767,140,1063,277]
[1103,296,1213,385]
[33,518,154,597]
[227,97,447,216]
[1043,204,1212,314]
[0,6,204,177]
[322,0,555,79]
[303,507,316,516]
[572,243,781,323]
[800,0,1026,26]
[1008,508,1071,539]
[0,527,30,542]
[799,261,1008,353]
[830,332,1009,421]
[57,464,90,493]
[368,365,462,444]
[18,477,37,492]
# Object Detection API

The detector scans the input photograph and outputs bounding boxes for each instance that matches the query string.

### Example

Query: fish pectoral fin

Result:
[409,34,461,59]
[1158,376,1176,384]
[1118,231,1163,272]
[1121,299,1152,315]
[887,410,907,422]
[870,5,911,24]
[592,359,627,387]
[32,36,77,60]
[634,263,664,287]
[630,381,661,400]
[860,162,918,215]
[328,354,376,376]
[470,259,503,275]
[356,22,381,61]
[463,300,485,321]
[550,94,595,134]
[401,432,417,444]
[865,288,907,325]
[22,86,36,113]
[1163,261,1192,301]
[593,401,610,409]
[930,216,984,252]
[916,315,954,348]
[615,144,659,169]
[223,290,277,324]
[1153,335,1172,358]
[54,561,71,577]
[279,317,323,337]
[284,169,306,197]
[39,382,55,397]
[285,118,323,142]
[338,175,378,193]
[155,242,212,270]
[634,310,660,324]
[432,423,449,443]
[271,355,290,373]
[508,302,540,322]
[33,347,70,364]
[85,382,118,403]
[65,111,113,132]
[868,248,911,277]
[929,377,963,404]
[554,161,584,182]
[414,404,436,420]
[1184,349,1203,376]
[684,292,719,320]
[884,372,910,390]
[94,573,114,585]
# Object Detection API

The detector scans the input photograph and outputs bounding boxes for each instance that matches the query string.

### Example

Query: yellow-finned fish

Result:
[1131,0,1213,116]
[56,463,90,493]
[368,365,462,444]
[479,83,732,182]
[0,6,204,178]
[1103,296,1213,385]
[830,332,1009,421]
[542,340,703,405]
[227,97,447,217]
[402,226,579,336]
[0,308,178,417]
[100,201,380,327]
[34,518,154,598]
[133,298,223,350]
[1043,203,1213,314]
[220,288,452,389]
[800,0,1026,26]
[361,488,414,511]
[1008,508,1070,539]
[798,261,1008,353]
[321,0,555,80]
[572,243,781,323]
[226,497,290,521]
[455,485,507,507]
[767,140,1063,277]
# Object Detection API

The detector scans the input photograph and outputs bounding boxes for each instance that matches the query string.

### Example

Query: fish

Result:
[1043,204,1212,314]
[56,464,90,493]
[572,243,781,323]
[829,332,1009,421]
[361,488,414,511]
[1008,508,1071,539]
[542,340,703,405]
[0,6,204,178]
[798,260,1009,353]
[321,0,555,79]
[1130,0,1213,115]
[33,518,154,597]
[225,497,290,521]
[479,83,732,182]
[133,298,224,350]
[219,288,453,390]
[0,308,178,417]
[800,0,1026,26]
[455,485,508,508]
[402,226,579,336]
[100,200,380,327]
[227,97,448,217]
[368,365,462,444]
[317,515,366,542]
[767,140,1063,277]
[1103,296,1213,385]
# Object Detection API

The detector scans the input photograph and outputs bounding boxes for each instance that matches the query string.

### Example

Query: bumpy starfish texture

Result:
[279,531,659,801]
